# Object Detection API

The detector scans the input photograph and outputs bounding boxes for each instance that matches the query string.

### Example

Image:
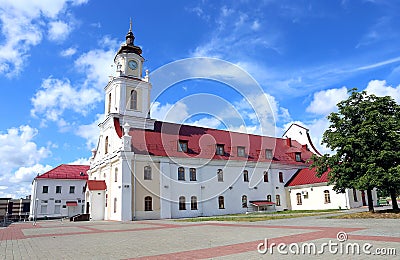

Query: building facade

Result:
[30,164,89,220]
[87,24,321,221]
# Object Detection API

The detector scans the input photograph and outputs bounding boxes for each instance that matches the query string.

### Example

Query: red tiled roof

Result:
[285,168,329,187]
[250,200,275,206]
[118,120,315,165]
[36,164,89,180]
[87,180,107,191]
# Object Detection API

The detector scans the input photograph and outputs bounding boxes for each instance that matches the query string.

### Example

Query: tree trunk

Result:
[390,188,399,211]
[367,189,374,213]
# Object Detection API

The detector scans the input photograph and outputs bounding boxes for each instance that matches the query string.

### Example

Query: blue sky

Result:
[1,0,400,198]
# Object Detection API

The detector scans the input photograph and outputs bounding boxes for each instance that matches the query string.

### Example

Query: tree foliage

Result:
[311,89,400,211]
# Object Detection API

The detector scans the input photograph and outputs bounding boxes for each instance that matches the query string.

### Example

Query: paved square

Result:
[1,209,399,259]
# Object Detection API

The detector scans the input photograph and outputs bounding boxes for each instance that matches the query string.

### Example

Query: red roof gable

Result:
[121,120,315,165]
[36,164,89,180]
[285,168,329,187]
[87,180,107,190]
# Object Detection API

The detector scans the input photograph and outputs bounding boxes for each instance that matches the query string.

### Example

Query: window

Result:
[265,149,273,159]
[242,195,247,208]
[178,167,185,181]
[144,196,152,211]
[114,198,117,213]
[178,140,188,152]
[55,200,61,203]
[266,195,272,202]
[191,196,198,210]
[279,172,284,183]
[42,186,48,194]
[276,195,281,206]
[41,205,47,214]
[179,196,186,210]
[189,168,196,181]
[144,166,152,180]
[41,200,48,204]
[237,146,246,157]
[295,152,301,162]
[56,186,61,193]
[218,196,225,209]
[114,168,118,182]
[105,136,109,154]
[217,169,223,182]
[108,93,111,113]
[216,144,225,155]
[263,171,269,182]
[69,186,75,194]
[324,190,331,204]
[296,193,302,205]
[243,170,249,182]
[54,205,61,214]
[353,188,358,202]
[130,90,137,110]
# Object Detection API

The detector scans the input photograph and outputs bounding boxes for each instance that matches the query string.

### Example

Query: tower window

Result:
[105,136,109,154]
[144,166,152,180]
[114,168,118,182]
[130,90,137,110]
[108,93,112,114]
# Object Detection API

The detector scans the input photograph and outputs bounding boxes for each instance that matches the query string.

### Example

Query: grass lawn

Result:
[329,209,400,219]
[176,209,342,222]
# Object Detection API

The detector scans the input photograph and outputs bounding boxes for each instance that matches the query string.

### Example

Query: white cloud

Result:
[60,47,77,57]
[306,87,348,115]
[365,80,400,103]
[68,157,90,165]
[75,113,104,149]
[188,117,222,129]
[11,164,52,183]
[48,20,71,42]
[0,0,88,76]
[31,77,102,123]
[150,101,189,123]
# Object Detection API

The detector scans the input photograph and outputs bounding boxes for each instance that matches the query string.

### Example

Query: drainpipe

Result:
[133,153,136,220]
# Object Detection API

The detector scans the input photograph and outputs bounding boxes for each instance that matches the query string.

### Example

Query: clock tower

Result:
[104,20,155,130]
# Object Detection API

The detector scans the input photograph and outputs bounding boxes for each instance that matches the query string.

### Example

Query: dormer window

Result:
[295,152,301,162]
[216,144,224,155]
[237,146,246,157]
[265,149,273,159]
[130,90,137,110]
[178,140,188,152]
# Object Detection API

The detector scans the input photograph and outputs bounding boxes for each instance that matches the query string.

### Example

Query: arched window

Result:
[243,170,249,182]
[144,196,152,211]
[218,196,225,209]
[107,93,112,113]
[266,195,272,202]
[105,136,109,154]
[276,195,281,206]
[190,168,196,181]
[114,168,118,182]
[263,171,269,182]
[296,193,302,205]
[191,196,197,210]
[178,167,185,181]
[179,196,186,210]
[114,197,117,213]
[242,195,247,208]
[279,172,284,183]
[144,166,152,180]
[130,90,137,110]
[217,169,223,182]
[324,190,331,203]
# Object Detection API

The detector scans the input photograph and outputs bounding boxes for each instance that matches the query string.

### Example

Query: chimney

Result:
[286,138,292,147]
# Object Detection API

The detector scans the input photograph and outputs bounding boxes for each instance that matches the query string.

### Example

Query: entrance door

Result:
[361,191,367,206]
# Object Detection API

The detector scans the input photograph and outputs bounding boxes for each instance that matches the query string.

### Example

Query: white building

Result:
[87,23,321,221]
[285,168,378,210]
[30,164,89,220]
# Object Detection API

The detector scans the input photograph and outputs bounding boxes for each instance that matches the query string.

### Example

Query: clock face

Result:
[128,60,138,70]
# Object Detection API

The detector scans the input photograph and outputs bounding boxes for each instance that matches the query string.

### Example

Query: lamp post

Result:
[33,198,39,226]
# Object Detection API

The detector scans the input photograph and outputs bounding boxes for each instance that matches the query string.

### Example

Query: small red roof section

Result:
[87,180,107,191]
[36,164,89,180]
[66,201,78,206]
[250,200,275,206]
[285,168,329,187]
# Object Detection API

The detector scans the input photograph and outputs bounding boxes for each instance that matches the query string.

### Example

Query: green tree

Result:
[311,89,400,212]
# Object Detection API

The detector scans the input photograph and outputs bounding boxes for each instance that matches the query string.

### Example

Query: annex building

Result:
[85,24,368,221]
